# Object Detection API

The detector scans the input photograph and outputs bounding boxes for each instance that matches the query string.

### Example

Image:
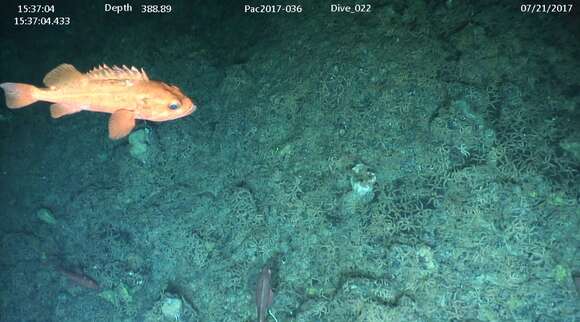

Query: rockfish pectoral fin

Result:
[50,103,82,118]
[109,109,136,140]
[0,82,39,108]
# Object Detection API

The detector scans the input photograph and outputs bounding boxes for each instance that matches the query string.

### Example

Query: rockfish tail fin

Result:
[0,82,39,109]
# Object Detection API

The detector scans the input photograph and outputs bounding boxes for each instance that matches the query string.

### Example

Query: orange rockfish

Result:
[0,63,196,139]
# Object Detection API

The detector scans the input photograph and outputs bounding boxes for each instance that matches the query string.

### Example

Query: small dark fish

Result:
[57,266,100,290]
[255,266,274,322]
[573,272,580,296]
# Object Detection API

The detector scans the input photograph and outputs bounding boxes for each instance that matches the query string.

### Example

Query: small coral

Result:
[128,128,151,163]
[161,297,182,321]
[339,163,377,217]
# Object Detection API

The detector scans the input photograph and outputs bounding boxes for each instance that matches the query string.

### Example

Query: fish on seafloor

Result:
[0,63,196,139]
[256,266,274,322]
[56,266,100,290]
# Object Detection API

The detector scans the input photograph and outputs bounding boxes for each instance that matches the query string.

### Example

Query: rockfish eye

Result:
[168,102,180,110]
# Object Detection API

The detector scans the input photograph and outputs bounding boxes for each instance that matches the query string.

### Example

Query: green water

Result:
[0,0,579,321]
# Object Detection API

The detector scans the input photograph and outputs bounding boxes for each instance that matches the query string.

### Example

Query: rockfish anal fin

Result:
[50,103,82,118]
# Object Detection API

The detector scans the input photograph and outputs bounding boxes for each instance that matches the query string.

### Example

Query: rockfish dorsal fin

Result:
[43,64,84,87]
[87,64,149,81]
